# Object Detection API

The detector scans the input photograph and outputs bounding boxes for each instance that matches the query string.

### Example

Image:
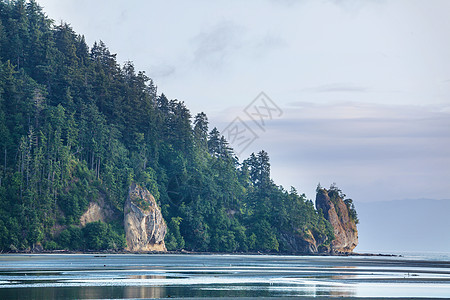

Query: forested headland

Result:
[0,0,358,253]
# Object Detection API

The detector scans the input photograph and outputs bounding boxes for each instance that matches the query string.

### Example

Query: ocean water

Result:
[0,252,448,299]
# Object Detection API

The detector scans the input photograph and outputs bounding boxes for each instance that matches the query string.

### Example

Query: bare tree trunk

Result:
[97,157,101,179]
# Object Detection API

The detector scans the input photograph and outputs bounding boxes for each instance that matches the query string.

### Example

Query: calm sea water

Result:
[0,253,449,299]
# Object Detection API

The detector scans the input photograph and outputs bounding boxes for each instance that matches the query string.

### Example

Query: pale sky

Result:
[38,0,450,205]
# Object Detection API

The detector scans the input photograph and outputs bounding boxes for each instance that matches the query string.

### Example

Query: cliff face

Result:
[316,189,358,253]
[124,183,167,252]
[80,196,116,227]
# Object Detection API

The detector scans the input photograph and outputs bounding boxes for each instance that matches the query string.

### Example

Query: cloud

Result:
[191,21,245,68]
[269,0,302,7]
[276,102,450,144]
[148,64,176,78]
[254,33,287,53]
[230,102,450,202]
[302,83,368,93]
[189,21,287,70]
[327,0,385,13]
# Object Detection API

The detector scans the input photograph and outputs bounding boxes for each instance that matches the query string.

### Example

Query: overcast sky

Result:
[38,0,450,205]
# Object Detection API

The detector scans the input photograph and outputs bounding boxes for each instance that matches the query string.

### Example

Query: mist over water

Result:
[0,254,449,299]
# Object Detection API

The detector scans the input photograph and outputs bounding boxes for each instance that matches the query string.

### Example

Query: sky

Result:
[37,0,450,206]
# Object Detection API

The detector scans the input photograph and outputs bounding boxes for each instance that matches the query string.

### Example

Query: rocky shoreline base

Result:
[2,249,399,257]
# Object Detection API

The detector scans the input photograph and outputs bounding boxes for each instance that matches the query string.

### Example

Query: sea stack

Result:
[316,188,358,253]
[124,183,167,252]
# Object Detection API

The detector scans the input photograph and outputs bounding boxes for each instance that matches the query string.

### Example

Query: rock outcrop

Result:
[316,188,358,253]
[124,183,167,252]
[80,196,116,227]
[280,228,328,254]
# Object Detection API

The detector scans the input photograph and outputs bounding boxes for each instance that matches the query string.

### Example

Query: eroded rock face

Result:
[124,183,167,252]
[80,197,115,227]
[316,189,358,253]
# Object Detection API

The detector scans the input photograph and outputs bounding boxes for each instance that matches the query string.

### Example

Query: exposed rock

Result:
[80,196,116,227]
[124,183,167,252]
[316,188,358,253]
[280,229,328,254]
[31,243,43,253]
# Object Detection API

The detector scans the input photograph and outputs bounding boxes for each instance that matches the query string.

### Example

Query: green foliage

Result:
[82,221,125,251]
[59,163,97,224]
[44,241,59,251]
[56,221,126,251]
[0,0,355,254]
[132,197,150,211]
[344,198,359,224]
[57,225,83,250]
[165,217,185,251]
[253,220,279,252]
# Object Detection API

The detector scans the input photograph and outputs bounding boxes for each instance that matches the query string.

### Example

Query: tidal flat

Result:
[0,253,449,299]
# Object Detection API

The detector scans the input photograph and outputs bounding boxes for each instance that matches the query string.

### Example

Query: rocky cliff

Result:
[80,196,116,227]
[124,183,167,252]
[316,188,358,253]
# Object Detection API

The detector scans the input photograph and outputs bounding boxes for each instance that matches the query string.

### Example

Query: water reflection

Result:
[128,274,167,279]
[0,254,448,299]
[124,286,166,299]
[124,275,167,298]
[0,285,357,299]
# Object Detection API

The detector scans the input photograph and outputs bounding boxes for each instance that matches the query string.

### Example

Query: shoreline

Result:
[0,249,399,257]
